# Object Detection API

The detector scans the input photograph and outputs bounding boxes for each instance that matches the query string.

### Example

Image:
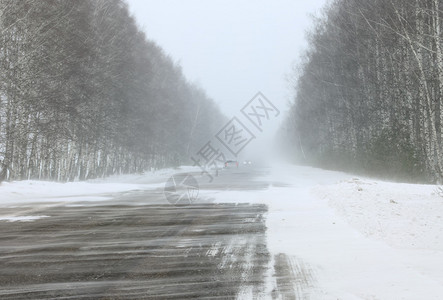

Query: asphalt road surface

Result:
[0,167,303,299]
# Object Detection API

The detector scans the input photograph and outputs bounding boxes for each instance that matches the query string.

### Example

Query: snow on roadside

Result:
[89,165,201,184]
[0,180,148,205]
[0,166,200,207]
[203,164,443,299]
[314,176,443,295]
[314,177,443,251]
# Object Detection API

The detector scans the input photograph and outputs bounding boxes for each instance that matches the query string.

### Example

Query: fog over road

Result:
[0,167,306,299]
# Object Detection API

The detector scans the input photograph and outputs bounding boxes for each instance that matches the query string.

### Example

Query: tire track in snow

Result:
[272,253,316,299]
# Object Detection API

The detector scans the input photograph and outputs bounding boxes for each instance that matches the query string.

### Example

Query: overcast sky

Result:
[127,0,326,110]
[126,0,327,147]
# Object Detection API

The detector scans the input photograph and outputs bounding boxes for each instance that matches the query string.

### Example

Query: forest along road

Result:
[0,167,301,299]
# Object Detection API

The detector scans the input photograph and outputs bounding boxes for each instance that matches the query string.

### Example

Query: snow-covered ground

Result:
[204,164,443,299]
[1,163,442,298]
[0,166,199,208]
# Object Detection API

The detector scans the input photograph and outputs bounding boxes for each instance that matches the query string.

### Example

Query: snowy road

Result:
[0,168,274,299]
[0,203,269,299]
[1,165,443,299]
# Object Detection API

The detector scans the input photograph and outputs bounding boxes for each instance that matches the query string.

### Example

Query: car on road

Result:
[224,160,239,168]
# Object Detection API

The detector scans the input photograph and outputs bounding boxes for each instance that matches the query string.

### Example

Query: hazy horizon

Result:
[126,0,328,133]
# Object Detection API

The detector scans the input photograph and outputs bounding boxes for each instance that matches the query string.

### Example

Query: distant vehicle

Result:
[224,160,238,168]
[243,160,252,165]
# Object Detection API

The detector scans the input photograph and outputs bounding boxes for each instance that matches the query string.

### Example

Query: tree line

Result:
[0,0,224,182]
[282,0,443,182]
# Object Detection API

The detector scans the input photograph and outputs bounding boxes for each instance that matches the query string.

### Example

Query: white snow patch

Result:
[0,165,199,207]
[314,177,443,250]
[0,215,49,222]
[206,242,221,257]
[202,164,443,299]
[315,176,443,294]
[90,165,201,184]
[0,180,147,206]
